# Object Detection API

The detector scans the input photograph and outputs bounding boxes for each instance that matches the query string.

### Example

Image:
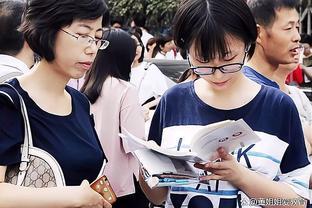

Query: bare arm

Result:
[237,166,306,208]
[196,148,307,208]
[0,166,111,208]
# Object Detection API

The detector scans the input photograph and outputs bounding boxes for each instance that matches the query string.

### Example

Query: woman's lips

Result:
[78,62,92,70]
[211,80,228,86]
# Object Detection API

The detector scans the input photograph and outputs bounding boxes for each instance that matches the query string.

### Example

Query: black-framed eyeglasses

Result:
[60,29,110,50]
[187,47,249,76]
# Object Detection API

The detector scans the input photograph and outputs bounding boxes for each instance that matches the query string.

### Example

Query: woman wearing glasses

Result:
[140,0,310,207]
[0,0,112,207]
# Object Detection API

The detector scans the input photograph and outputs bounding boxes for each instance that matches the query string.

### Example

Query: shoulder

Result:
[114,78,139,98]
[165,81,191,95]
[289,86,311,102]
[0,79,23,108]
[104,77,137,95]
[260,85,297,110]
[160,81,193,104]
[66,86,90,113]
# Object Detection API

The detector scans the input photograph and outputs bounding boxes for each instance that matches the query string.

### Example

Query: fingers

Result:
[102,199,112,208]
[193,163,205,170]
[194,160,227,171]
[80,179,90,187]
[200,174,223,181]
[194,148,234,171]
[217,147,232,161]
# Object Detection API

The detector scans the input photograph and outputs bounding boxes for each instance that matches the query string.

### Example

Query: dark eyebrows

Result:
[77,24,103,32]
[77,23,92,30]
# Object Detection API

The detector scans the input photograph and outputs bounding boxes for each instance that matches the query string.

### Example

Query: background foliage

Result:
[107,0,182,34]
[107,0,311,34]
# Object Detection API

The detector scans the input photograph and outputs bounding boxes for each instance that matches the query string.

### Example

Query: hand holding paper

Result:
[119,119,261,188]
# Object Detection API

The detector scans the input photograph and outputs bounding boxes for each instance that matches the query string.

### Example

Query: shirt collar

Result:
[0,54,30,73]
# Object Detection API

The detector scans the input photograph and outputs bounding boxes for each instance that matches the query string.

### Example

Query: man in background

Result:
[0,0,34,83]
[244,0,301,88]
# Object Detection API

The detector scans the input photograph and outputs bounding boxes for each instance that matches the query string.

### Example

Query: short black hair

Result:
[154,34,173,57]
[0,0,26,56]
[102,9,111,28]
[173,0,257,62]
[111,16,123,27]
[133,13,146,28]
[248,0,299,27]
[20,0,108,62]
[81,29,136,103]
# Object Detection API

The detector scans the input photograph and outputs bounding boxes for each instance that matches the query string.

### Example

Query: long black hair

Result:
[81,29,136,103]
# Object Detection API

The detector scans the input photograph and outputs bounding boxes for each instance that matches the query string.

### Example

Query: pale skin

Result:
[0,17,111,208]
[140,36,306,208]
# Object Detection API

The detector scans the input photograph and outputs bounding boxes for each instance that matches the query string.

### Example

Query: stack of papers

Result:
[119,119,261,188]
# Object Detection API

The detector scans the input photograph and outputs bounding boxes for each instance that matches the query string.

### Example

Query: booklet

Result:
[119,119,261,188]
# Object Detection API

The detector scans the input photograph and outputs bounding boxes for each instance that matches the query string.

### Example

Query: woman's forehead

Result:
[70,18,103,30]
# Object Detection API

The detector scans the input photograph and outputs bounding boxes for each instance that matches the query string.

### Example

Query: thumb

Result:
[217,147,232,160]
[80,179,90,187]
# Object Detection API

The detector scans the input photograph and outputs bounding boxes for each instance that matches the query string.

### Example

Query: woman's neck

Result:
[19,60,69,96]
[195,74,261,110]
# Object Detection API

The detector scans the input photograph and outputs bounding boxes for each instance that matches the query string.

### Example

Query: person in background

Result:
[81,29,149,208]
[140,0,310,207]
[243,0,301,88]
[0,0,34,83]
[0,0,112,207]
[153,34,174,59]
[111,16,123,29]
[131,13,153,48]
[300,34,312,82]
[145,37,157,59]
[130,32,169,120]
[273,62,312,156]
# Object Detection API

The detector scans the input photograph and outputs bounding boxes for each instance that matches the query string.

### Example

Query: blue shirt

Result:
[0,79,105,185]
[148,81,310,208]
[243,66,280,88]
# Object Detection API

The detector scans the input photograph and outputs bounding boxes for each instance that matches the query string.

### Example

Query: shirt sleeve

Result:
[148,95,165,145]
[278,99,310,199]
[0,92,23,166]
